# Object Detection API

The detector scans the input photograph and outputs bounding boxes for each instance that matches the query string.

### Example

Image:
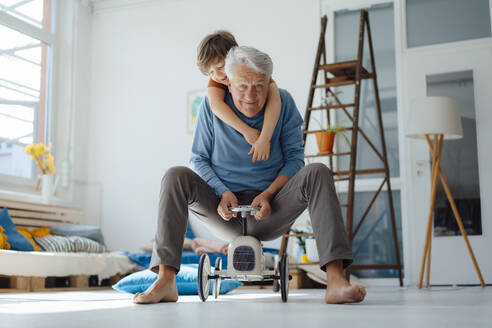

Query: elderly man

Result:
[134,46,366,304]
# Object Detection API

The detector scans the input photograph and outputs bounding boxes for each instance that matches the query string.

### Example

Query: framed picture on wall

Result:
[186,89,207,135]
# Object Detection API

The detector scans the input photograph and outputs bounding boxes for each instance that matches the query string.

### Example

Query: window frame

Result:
[401,0,492,51]
[0,5,56,189]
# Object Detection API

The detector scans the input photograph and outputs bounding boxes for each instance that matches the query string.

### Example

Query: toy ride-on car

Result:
[197,205,291,302]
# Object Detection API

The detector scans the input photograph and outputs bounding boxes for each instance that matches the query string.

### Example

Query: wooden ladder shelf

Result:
[278,10,403,287]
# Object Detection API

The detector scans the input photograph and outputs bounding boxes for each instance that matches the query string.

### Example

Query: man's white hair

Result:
[225,46,273,81]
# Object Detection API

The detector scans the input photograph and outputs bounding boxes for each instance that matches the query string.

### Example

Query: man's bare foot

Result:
[324,260,366,304]
[325,276,366,304]
[133,277,178,304]
[133,265,178,304]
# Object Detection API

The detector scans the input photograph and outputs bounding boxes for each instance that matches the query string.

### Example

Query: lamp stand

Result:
[418,134,485,288]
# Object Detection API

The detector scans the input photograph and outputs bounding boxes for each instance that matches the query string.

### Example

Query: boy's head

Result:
[197,30,238,84]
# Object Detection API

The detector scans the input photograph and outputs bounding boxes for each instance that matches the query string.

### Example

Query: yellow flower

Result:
[34,143,44,157]
[25,145,34,154]
[25,142,55,175]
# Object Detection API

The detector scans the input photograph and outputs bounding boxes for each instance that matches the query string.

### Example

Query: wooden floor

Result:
[0,286,491,328]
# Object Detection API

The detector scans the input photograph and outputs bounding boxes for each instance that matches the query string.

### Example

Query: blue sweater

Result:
[190,89,305,197]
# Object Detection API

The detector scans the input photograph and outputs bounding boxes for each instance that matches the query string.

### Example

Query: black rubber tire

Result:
[198,253,210,302]
[280,254,289,302]
[213,257,222,299]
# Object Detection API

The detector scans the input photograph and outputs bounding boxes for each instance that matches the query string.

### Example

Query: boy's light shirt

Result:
[190,88,305,197]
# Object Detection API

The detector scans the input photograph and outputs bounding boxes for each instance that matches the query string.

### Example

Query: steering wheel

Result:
[229,205,260,212]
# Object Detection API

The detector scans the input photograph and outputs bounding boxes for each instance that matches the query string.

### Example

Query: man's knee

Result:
[161,166,195,187]
[305,163,333,178]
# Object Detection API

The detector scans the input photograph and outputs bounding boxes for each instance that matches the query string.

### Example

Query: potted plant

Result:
[290,228,310,263]
[25,142,57,203]
[311,115,351,155]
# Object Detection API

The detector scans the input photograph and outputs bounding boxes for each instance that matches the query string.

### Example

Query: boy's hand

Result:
[244,128,260,146]
[248,137,271,163]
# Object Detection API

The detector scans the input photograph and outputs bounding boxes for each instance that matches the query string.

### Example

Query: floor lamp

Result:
[406,96,485,288]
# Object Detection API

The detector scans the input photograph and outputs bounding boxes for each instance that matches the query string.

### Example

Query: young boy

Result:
[197,31,281,163]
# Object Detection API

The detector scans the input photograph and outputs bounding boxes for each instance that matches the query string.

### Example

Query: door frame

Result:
[320,0,492,285]
[397,0,492,285]
[403,44,492,285]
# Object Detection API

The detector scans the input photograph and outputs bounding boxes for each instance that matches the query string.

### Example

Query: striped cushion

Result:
[69,236,106,253]
[34,235,106,253]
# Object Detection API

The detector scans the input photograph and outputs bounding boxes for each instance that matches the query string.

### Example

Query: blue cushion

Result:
[123,251,152,268]
[112,264,241,295]
[262,247,279,254]
[181,251,228,269]
[50,225,106,246]
[185,222,195,239]
[124,251,228,269]
[0,208,34,251]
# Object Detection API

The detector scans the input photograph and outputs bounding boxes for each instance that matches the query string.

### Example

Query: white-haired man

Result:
[134,46,366,304]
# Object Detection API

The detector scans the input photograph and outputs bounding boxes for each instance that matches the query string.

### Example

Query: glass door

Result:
[404,47,492,285]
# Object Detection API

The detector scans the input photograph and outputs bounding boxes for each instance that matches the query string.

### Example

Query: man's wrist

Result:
[217,187,229,198]
[262,188,275,201]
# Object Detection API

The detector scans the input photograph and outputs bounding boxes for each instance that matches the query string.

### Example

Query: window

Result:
[334,3,399,178]
[426,71,482,237]
[333,3,403,279]
[0,0,55,180]
[338,191,403,278]
[406,0,492,48]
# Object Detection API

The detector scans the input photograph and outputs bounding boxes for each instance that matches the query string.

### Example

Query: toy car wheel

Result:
[213,257,222,299]
[198,253,211,302]
[272,264,280,292]
[280,254,289,302]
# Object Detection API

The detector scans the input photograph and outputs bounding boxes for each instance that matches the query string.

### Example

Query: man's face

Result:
[228,64,269,118]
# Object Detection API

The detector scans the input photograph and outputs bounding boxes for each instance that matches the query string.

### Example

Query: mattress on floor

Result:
[0,249,139,281]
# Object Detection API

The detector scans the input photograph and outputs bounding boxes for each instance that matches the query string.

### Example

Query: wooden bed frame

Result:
[0,198,125,293]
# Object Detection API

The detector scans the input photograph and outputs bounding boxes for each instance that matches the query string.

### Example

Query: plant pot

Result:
[41,174,54,204]
[315,131,335,154]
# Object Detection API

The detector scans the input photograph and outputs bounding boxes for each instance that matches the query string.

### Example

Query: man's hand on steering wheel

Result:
[250,192,272,221]
[217,190,238,221]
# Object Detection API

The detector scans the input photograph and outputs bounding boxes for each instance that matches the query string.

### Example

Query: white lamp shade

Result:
[406,96,463,140]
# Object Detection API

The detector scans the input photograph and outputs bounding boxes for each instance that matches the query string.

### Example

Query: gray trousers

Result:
[149,163,353,273]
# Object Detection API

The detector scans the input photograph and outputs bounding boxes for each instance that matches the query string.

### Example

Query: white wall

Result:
[83,0,319,251]
[71,2,95,224]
